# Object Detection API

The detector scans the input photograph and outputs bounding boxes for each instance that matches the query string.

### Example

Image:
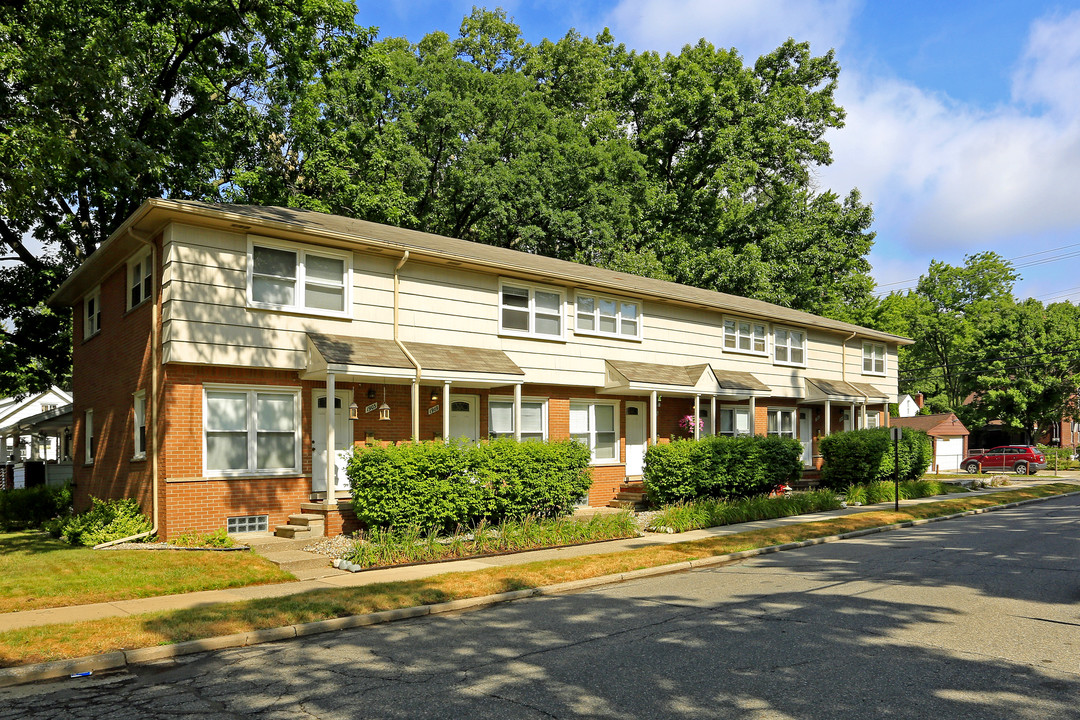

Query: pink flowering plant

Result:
[678,414,704,435]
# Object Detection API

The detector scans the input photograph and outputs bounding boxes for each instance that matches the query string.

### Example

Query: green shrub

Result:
[171,528,234,548]
[1036,445,1079,470]
[0,483,72,530]
[819,428,932,490]
[347,439,593,531]
[54,497,153,546]
[646,489,841,532]
[642,435,803,504]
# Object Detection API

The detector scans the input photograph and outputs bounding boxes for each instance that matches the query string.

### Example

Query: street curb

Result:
[4,488,1078,689]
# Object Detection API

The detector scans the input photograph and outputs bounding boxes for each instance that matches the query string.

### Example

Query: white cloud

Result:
[606,0,858,59]
[817,10,1080,251]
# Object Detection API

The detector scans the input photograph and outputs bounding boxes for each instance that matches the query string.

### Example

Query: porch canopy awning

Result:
[804,378,890,404]
[0,403,73,436]
[600,360,770,398]
[302,333,525,387]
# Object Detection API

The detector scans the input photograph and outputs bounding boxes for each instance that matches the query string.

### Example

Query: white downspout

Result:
[96,228,158,548]
[395,251,422,442]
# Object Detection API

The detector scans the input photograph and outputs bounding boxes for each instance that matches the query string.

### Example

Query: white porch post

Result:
[748,397,756,435]
[693,395,701,441]
[824,399,831,435]
[649,390,658,445]
[442,381,451,441]
[709,396,717,437]
[325,371,337,505]
[513,384,522,441]
[861,403,868,428]
[851,402,857,430]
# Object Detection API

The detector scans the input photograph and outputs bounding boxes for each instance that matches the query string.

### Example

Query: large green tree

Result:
[0,0,359,396]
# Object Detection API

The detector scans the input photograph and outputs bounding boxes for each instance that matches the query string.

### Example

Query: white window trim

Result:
[572,290,643,341]
[84,409,94,464]
[717,405,753,437]
[862,342,887,376]
[766,408,797,438]
[84,286,101,340]
[127,248,153,311]
[246,236,353,319]
[488,396,549,440]
[772,326,807,368]
[132,390,147,460]
[569,399,621,465]
[723,316,769,357]
[202,383,302,477]
[498,279,566,340]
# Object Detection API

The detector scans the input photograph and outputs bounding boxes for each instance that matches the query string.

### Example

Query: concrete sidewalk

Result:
[4,475,1077,634]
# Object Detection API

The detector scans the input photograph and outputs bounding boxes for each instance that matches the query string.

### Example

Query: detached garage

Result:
[891,413,970,472]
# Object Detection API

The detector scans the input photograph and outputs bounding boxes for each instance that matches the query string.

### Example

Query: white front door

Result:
[625,402,647,476]
[449,394,480,442]
[799,408,813,467]
[312,390,352,493]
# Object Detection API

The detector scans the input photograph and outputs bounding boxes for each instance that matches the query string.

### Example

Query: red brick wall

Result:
[71,238,156,519]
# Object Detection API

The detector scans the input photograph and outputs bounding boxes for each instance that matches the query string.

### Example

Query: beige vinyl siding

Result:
[160,222,898,401]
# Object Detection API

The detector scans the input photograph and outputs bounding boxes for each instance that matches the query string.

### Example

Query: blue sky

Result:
[357,0,1080,304]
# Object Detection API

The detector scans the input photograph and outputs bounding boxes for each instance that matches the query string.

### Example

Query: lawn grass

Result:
[2,483,1076,667]
[0,532,294,613]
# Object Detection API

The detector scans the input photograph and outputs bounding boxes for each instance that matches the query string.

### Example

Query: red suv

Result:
[962,446,1046,475]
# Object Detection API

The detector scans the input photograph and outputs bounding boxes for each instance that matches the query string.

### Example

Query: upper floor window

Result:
[248,240,350,316]
[489,398,547,441]
[773,327,806,366]
[863,342,886,375]
[575,293,641,340]
[84,286,101,339]
[128,249,153,309]
[724,318,767,355]
[499,281,563,339]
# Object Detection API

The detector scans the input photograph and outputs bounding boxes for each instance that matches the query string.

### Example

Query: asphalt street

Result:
[3,494,1079,719]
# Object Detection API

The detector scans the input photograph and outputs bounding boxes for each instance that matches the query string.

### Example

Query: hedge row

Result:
[818,427,932,490]
[347,439,592,531]
[0,484,72,531]
[642,435,803,505]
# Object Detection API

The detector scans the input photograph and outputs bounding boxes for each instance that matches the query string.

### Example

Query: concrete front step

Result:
[607,499,641,510]
[274,524,315,540]
[615,491,646,501]
[288,513,325,529]
[257,549,332,574]
[242,534,319,554]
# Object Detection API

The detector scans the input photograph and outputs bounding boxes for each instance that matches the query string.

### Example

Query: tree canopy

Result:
[1,5,877,396]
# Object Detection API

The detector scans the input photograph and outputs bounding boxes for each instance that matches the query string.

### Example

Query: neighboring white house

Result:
[1,387,73,463]
[897,393,924,418]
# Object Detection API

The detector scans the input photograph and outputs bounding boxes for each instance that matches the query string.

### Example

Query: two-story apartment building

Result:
[49,200,911,539]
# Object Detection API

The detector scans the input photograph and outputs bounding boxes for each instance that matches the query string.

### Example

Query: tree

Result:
[0,0,360,397]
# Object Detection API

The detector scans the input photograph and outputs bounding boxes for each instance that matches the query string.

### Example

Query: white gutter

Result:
[95,229,159,548]
[394,251,422,442]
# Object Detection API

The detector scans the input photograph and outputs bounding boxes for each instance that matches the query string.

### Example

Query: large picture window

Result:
[499,281,564,339]
[863,342,886,375]
[575,293,641,339]
[489,398,547,440]
[249,240,349,316]
[724,318,767,355]
[204,387,299,474]
[570,401,618,462]
[773,327,806,366]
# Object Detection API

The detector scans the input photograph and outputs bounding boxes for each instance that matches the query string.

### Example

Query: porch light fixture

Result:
[378,386,391,421]
[348,401,359,420]
[430,389,439,401]
[367,388,376,399]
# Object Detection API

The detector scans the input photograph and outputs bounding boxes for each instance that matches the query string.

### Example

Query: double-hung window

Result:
[575,293,641,339]
[84,409,95,464]
[249,240,349,316]
[204,387,300,474]
[489,398,547,440]
[863,342,886,375]
[133,391,147,459]
[767,409,796,439]
[499,282,564,339]
[719,407,752,437]
[724,318,767,355]
[84,287,101,339]
[570,401,618,462]
[128,250,153,309]
[773,327,806,366]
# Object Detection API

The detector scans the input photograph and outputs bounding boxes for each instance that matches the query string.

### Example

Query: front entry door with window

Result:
[312,391,352,493]
[625,402,647,476]
[449,394,480,442]
[798,409,813,467]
